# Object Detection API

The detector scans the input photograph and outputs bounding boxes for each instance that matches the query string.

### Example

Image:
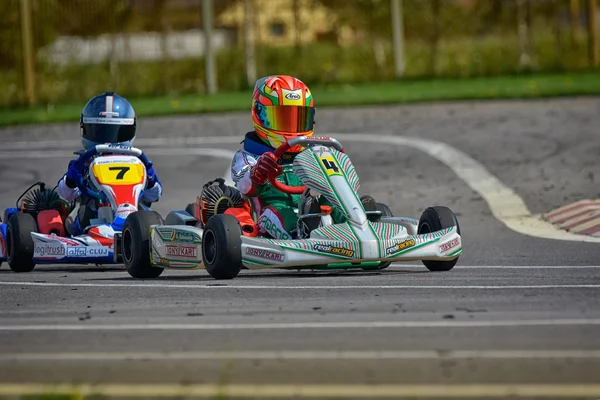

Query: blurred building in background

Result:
[0,0,598,107]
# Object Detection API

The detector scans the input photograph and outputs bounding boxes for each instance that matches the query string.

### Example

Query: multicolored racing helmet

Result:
[251,75,315,153]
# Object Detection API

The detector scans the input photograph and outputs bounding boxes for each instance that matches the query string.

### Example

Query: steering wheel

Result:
[74,144,151,200]
[267,136,344,195]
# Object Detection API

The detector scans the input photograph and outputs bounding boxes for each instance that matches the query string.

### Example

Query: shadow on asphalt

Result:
[0,266,125,274]
[87,268,430,283]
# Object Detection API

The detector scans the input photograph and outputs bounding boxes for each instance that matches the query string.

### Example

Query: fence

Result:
[1,0,599,108]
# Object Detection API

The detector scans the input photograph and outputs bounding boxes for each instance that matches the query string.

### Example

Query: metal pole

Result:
[570,0,581,44]
[517,0,532,68]
[20,0,36,105]
[391,0,405,78]
[588,0,599,66]
[203,0,216,94]
[244,0,256,86]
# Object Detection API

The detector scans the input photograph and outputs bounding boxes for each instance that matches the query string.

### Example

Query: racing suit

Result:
[57,158,162,235]
[231,131,345,239]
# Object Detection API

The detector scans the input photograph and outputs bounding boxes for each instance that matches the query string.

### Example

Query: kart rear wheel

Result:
[202,214,243,280]
[7,213,37,273]
[418,206,461,272]
[123,211,164,279]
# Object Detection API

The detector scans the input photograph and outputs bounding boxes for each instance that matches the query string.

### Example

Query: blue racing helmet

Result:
[80,92,137,150]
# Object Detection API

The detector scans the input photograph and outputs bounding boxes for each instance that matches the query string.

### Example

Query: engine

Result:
[199,178,244,226]
[20,183,66,218]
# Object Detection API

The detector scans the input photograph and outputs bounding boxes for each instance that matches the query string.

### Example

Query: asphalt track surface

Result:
[0,98,600,398]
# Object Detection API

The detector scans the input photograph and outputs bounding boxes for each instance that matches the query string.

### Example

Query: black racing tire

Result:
[123,210,165,279]
[7,213,37,273]
[202,214,243,280]
[418,206,461,272]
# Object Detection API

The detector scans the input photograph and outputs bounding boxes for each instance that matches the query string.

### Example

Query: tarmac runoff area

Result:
[0,97,599,399]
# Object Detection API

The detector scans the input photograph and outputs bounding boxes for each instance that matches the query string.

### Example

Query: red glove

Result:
[250,152,282,185]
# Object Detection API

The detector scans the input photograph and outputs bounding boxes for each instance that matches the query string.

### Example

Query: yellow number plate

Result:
[320,156,342,176]
[92,163,145,186]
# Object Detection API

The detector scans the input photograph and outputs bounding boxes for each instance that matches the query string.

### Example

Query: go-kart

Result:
[121,136,462,280]
[0,144,154,272]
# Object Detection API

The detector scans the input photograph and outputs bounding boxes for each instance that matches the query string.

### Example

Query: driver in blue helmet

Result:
[57,92,163,235]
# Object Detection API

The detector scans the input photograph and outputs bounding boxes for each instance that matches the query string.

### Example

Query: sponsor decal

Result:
[385,238,416,255]
[166,245,197,258]
[65,247,109,257]
[99,111,120,117]
[87,247,109,257]
[245,247,284,262]
[261,218,291,240]
[164,229,201,244]
[54,237,81,247]
[313,244,355,258]
[158,257,169,266]
[157,229,175,241]
[95,158,137,165]
[34,244,65,257]
[82,117,134,125]
[67,247,86,257]
[107,144,131,150]
[284,91,301,100]
[439,237,459,253]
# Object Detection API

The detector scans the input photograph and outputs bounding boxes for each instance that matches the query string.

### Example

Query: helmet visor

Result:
[257,105,315,133]
[82,117,135,143]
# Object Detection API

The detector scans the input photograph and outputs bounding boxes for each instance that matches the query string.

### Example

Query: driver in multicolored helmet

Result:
[231,75,345,239]
[57,92,162,235]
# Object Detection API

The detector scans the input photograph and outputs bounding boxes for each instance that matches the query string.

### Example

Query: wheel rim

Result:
[203,229,217,265]
[123,228,133,264]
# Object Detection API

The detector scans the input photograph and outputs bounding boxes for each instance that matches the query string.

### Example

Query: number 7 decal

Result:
[108,166,130,179]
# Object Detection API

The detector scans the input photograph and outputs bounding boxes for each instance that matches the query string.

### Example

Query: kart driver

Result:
[231,75,347,239]
[57,92,162,235]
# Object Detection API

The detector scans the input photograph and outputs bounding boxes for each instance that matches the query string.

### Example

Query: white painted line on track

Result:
[1,319,600,331]
[0,383,598,398]
[2,133,598,242]
[0,281,598,289]
[3,350,600,361]
[334,133,600,243]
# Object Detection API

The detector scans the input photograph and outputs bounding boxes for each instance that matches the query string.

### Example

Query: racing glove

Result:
[145,160,157,188]
[250,152,282,185]
[65,158,83,189]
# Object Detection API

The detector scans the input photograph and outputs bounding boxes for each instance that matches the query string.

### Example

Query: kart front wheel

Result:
[7,213,37,273]
[202,214,243,280]
[123,211,165,279]
[418,206,461,272]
